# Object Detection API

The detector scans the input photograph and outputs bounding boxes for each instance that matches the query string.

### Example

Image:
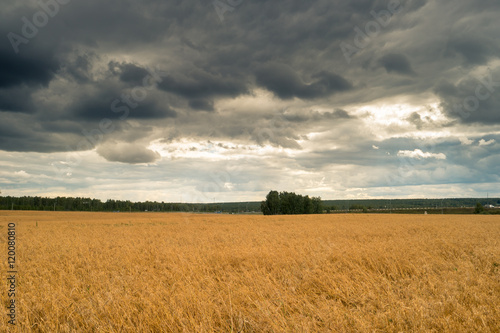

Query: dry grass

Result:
[0,211,499,332]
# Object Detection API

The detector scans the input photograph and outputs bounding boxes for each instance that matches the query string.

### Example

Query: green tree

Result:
[474,202,484,214]
[311,197,323,214]
[261,190,280,215]
[303,196,313,214]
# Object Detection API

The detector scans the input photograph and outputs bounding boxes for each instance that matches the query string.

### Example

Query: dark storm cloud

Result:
[0,41,55,115]
[434,69,500,124]
[0,47,59,88]
[73,97,174,120]
[255,63,352,100]
[0,5,61,88]
[1,0,500,157]
[0,113,83,152]
[71,88,177,120]
[378,54,415,76]
[445,36,496,66]
[283,109,354,123]
[62,52,98,83]
[109,61,151,86]
[188,99,214,112]
[180,36,206,53]
[157,70,249,109]
[0,86,36,113]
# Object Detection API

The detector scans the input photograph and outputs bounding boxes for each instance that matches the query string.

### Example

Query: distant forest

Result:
[0,195,499,214]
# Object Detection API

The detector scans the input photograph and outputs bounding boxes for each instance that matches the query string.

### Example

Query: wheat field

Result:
[0,211,499,332]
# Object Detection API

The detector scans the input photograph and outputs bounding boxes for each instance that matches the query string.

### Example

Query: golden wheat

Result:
[0,211,499,332]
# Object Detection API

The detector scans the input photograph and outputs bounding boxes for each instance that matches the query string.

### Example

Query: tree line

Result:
[0,196,228,213]
[1,195,497,214]
[260,191,323,215]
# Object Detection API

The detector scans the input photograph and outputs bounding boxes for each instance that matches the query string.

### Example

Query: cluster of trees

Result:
[261,191,322,215]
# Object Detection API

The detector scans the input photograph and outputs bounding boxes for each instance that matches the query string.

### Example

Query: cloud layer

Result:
[1,0,500,201]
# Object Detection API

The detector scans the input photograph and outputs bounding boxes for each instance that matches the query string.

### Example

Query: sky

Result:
[1,0,500,203]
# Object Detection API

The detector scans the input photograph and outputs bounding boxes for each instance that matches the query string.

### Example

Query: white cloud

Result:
[14,170,30,178]
[397,149,447,160]
[479,139,495,146]
[459,137,474,145]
